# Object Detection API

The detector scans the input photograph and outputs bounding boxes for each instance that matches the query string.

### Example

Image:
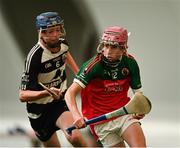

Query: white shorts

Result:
[94,114,139,147]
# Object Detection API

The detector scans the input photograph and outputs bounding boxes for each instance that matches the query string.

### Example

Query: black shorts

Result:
[26,99,69,141]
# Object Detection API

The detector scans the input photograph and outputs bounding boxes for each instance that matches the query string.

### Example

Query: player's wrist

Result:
[41,90,51,97]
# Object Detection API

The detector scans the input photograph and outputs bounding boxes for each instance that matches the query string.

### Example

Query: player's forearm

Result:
[65,90,82,120]
[19,89,50,102]
[66,52,79,74]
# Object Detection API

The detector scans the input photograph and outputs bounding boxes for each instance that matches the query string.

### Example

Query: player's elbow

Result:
[19,94,26,102]
[64,89,70,101]
[19,90,27,102]
[65,88,75,105]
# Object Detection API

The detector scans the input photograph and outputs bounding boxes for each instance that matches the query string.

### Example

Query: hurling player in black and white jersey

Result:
[19,12,87,147]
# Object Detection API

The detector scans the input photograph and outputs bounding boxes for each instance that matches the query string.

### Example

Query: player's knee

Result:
[67,133,80,143]
[129,139,146,147]
[66,131,86,146]
[64,128,88,147]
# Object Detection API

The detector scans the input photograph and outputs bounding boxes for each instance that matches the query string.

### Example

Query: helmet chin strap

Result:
[102,55,122,68]
[39,28,61,49]
[41,37,61,48]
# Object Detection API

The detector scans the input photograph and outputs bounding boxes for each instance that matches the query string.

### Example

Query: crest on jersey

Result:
[122,68,129,76]
[45,63,52,68]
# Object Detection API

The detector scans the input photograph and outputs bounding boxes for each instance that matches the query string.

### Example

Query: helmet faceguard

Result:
[98,26,129,68]
[97,26,128,53]
[36,12,66,36]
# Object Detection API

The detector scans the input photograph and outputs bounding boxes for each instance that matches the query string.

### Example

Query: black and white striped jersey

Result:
[20,39,69,104]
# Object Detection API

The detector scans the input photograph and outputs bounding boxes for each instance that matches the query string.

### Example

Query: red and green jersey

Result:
[74,54,142,120]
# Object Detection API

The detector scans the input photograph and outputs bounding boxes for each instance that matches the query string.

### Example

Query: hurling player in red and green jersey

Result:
[65,26,146,147]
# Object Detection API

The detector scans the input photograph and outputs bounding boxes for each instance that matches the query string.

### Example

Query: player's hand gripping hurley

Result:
[66,93,152,134]
[39,82,59,100]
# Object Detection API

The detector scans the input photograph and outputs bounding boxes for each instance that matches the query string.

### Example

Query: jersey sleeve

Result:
[74,56,98,88]
[129,58,142,89]
[20,54,41,90]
